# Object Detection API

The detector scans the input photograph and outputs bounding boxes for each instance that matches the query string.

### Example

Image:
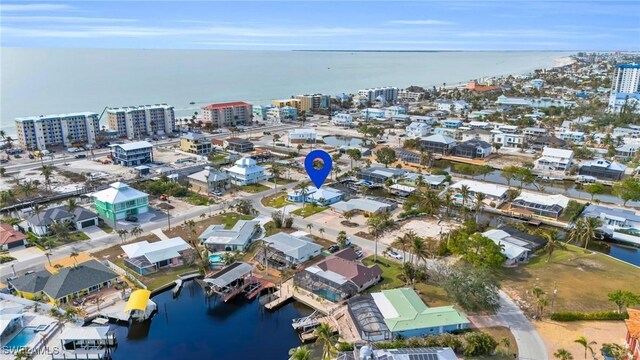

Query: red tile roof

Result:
[0,224,27,245]
[201,102,251,110]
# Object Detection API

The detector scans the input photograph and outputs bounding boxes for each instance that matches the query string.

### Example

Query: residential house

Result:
[332,113,353,127]
[435,100,469,114]
[371,288,469,338]
[223,157,268,185]
[482,229,532,266]
[294,248,382,302]
[121,237,192,275]
[556,130,586,144]
[405,122,431,138]
[287,186,343,206]
[25,206,99,237]
[523,127,548,139]
[493,131,524,149]
[433,127,458,138]
[199,219,260,252]
[403,173,447,188]
[582,204,640,246]
[616,143,640,160]
[262,232,322,268]
[452,139,492,159]
[0,224,27,250]
[362,347,457,360]
[625,309,640,360]
[358,167,405,185]
[109,141,153,167]
[224,138,254,153]
[419,134,457,155]
[187,166,229,193]
[179,133,212,156]
[385,106,407,117]
[534,147,574,173]
[441,119,462,129]
[412,116,438,126]
[579,159,627,181]
[511,192,570,219]
[495,124,519,134]
[266,106,298,123]
[389,184,416,197]
[288,128,316,143]
[461,129,493,143]
[331,198,397,216]
[449,180,509,207]
[360,108,386,120]
[92,182,149,222]
[531,136,567,151]
[252,105,274,119]
[9,260,118,305]
[467,121,491,130]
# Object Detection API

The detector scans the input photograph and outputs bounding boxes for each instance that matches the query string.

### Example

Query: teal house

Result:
[92,182,149,222]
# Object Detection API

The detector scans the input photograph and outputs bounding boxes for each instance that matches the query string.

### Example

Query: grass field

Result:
[291,204,328,217]
[241,183,270,193]
[362,256,451,308]
[261,193,289,208]
[500,244,640,313]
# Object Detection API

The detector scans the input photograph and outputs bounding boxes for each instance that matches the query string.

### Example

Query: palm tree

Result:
[459,184,471,209]
[270,163,283,194]
[318,227,325,239]
[390,234,411,263]
[70,251,79,265]
[568,219,585,246]
[581,216,602,249]
[296,180,311,209]
[314,322,336,360]
[66,198,78,213]
[542,229,562,262]
[288,346,312,360]
[367,214,387,262]
[116,229,129,243]
[500,337,511,355]
[20,181,36,200]
[130,226,143,239]
[256,240,273,275]
[536,296,549,318]
[50,220,72,244]
[474,192,486,223]
[337,231,349,248]
[44,251,53,266]
[306,223,313,235]
[14,347,34,360]
[0,167,6,178]
[410,235,429,265]
[554,348,574,360]
[574,336,596,360]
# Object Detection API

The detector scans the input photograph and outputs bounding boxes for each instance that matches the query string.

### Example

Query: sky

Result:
[1,1,639,51]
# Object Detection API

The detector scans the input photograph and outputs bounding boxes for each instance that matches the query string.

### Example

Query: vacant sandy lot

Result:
[380,218,460,245]
[534,319,627,359]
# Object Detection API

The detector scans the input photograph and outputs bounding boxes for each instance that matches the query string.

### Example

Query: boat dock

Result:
[245,278,275,300]
[202,262,256,302]
[291,311,339,342]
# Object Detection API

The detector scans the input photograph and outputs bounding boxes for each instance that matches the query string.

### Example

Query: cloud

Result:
[387,19,455,26]
[2,16,137,23]
[0,3,74,12]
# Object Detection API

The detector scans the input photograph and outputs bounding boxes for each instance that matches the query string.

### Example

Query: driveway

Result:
[6,246,43,264]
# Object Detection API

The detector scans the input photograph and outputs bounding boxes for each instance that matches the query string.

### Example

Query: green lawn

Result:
[40,231,90,247]
[362,256,451,307]
[261,193,289,208]
[500,243,640,313]
[114,259,196,291]
[217,213,255,228]
[272,177,294,185]
[241,183,270,193]
[186,191,213,206]
[291,204,328,217]
[97,223,113,233]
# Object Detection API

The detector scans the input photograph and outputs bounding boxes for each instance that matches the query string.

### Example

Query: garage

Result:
[7,240,25,249]
[79,219,97,229]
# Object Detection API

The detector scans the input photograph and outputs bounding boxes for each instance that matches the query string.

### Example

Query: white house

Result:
[287,186,343,206]
[385,106,407,117]
[405,122,431,138]
[449,180,509,207]
[223,157,268,185]
[332,113,353,127]
[288,128,316,143]
[263,232,322,266]
[435,100,469,113]
[199,219,261,252]
[482,229,531,266]
[461,129,493,143]
[121,237,192,275]
[493,131,524,148]
[534,147,574,173]
[360,108,386,120]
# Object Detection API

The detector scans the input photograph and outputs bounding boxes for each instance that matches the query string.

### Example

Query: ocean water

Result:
[0,48,570,135]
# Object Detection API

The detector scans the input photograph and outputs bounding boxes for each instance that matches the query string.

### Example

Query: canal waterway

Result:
[110,281,313,360]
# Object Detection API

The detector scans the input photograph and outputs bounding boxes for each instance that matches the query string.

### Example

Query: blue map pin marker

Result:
[304,150,332,188]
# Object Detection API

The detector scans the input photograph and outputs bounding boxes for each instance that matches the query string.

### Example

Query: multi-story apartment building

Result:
[107,104,175,139]
[273,99,301,112]
[15,112,100,150]
[266,106,297,123]
[398,89,423,102]
[609,64,640,113]
[201,102,252,128]
[357,86,398,105]
[109,141,153,167]
[294,94,330,113]
[180,132,212,156]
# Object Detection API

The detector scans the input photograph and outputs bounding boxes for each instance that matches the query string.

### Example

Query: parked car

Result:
[328,245,340,253]
[212,190,223,196]
[125,214,138,222]
[385,249,403,260]
[28,154,35,159]
[354,249,364,258]
[75,154,87,159]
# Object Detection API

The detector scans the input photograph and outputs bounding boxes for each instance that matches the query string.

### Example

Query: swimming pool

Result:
[3,327,37,348]
[209,254,223,264]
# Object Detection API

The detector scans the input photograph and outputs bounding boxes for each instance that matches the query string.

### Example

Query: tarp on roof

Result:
[124,289,151,312]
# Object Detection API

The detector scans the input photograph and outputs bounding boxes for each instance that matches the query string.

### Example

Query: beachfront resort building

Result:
[201,102,252,128]
[534,147,574,173]
[273,98,301,112]
[0,224,27,250]
[187,166,229,193]
[294,94,330,112]
[15,112,100,150]
[223,157,268,185]
[450,180,509,207]
[106,104,175,138]
[398,89,423,102]
[92,182,149,222]
[109,141,153,167]
[294,248,382,302]
[496,95,577,109]
[287,186,343,206]
[179,132,212,156]
[9,260,119,305]
[252,105,274,119]
[579,159,627,181]
[122,237,192,275]
[25,206,98,237]
[332,113,353,127]
[199,219,261,252]
[261,232,322,268]
[358,86,399,105]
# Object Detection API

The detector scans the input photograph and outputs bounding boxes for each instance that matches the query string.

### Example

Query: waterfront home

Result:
[179,132,212,156]
[523,127,548,138]
[370,288,469,338]
[0,313,24,343]
[579,159,627,181]
[511,192,570,219]
[534,147,574,173]
[412,116,438,126]
[441,119,463,129]
[0,223,27,250]
[467,121,491,130]
[449,180,509,207]
[531,135,567,151]
[451,139,492,159]
[121,237,192,275]
[616,143,640,160]
[395,148,422,165]
[496,95,576,109]
[358,167,406,184]
[223,157,268,185]
[493,131,524,149]
[356,347,457,360]
[482,229,531,266]
[109,141,153,167]
[625,309,640,360]
[496,124,519,134]
[287,186,343,206]
[433,127,458,138]
[261,232,322,268]
[58,326,116,359]
[461,129,493,143]
[92,182,149,222]
[9,260,118,305]
[252,105,274,119]
[332,113,353,127]
[25,206,99,237]
[385,106,407,118]
[582,204,640,246]
[288,128,316,143]
[331,198,397,216]
[187,166,229,194]
[199,219,260,252]
[294,248,382,302]
[360,108,386,120]
[402,173,447,189]
[405,122,431,138]
[419,134,457,155]
[389,184,416,197]
[495,225,547,251]
[556,130,586,144]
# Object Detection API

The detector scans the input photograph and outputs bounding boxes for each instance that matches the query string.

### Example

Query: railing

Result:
[103,260,147,289]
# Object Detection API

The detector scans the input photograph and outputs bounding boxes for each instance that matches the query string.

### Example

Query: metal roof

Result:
[204,262,253,288]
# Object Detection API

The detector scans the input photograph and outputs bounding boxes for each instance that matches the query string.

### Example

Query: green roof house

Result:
[371,288,469,338]
[92,182,149,222]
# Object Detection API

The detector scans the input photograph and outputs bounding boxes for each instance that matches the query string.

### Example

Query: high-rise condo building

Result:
[357,86,399,105]
[15,112,99,150]
[107,104,175,139]
[200,102,253,128]
[294,94,331,113]
[609,63,640,113]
